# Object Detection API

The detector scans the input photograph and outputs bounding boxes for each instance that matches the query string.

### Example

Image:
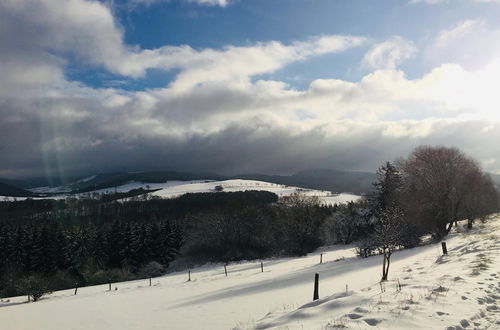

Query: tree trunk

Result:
[381,250,388,281]
[385,253,391,280]
[467,218,473,230]
[445,221,454,234]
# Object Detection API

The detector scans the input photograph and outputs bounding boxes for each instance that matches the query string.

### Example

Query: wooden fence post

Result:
[108,282,111,291]
[224,264,228,277]
[261,262,264,273]
[320,254,323,264]
[441,242,448,255]
[149,277,152,287]
[313,273,319,301]
[74,286,78,295]
[188,270,191,282]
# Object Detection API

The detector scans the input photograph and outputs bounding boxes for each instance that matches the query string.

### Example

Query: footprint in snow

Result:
[484,297,495,304]
[486,305,498,311]
[363,318,381,326]
[346,313,362,319]
[353,307,369,313]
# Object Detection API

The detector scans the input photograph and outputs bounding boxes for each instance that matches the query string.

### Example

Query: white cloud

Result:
[426,20,500,69]
[166,35,365,92]
[361,36,417,70]
[434,20,479,47]
[128,0,234,7]
[186,0,233,6]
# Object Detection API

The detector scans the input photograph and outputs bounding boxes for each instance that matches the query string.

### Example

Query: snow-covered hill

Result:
[4,179,362,205]
[1,217,499,330]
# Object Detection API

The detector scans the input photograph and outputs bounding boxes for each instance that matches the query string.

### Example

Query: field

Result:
[3,179,362,205]
[1,217,498,330]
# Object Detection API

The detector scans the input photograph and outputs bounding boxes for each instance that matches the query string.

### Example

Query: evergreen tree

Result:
[372,161,402,214]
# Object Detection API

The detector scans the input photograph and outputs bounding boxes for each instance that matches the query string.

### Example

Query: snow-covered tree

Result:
[374,206,404,281]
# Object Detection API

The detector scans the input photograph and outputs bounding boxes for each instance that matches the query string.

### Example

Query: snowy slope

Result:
[2,179,362,205]
[1,216,499,330]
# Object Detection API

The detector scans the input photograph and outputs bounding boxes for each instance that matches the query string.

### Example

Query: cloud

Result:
[0,0,364,82]
[2,0,500,179]
[3,58,500,178]
[361,36,417,70]
[186,0,233,6]
[128,0,234,7]
[426,20,500,69]
[434,19,479,47]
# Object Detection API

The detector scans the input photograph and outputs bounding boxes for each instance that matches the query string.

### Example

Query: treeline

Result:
[0,190,288,298]
[0,220,181,297]
[186,194,330,262]
[0,190,279,226]
[321,146,499,280]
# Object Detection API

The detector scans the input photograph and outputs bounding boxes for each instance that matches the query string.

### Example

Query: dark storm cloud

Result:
[2,93,500,179]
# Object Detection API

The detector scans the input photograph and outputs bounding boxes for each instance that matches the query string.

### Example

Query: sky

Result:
[2,0,500,179]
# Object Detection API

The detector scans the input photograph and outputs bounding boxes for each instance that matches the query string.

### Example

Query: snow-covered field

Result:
[1,216,499,330]
[2,179,362,205]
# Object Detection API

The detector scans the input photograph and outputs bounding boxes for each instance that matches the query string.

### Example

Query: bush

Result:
[139,261,165,278]
[84,268,135,286]
[355,236,377,258]
[19,274,53,302]
[399,223,421,248]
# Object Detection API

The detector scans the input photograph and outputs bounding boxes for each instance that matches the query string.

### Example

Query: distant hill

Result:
[233,169,376,194]
[0,169,376,196]
[71,171,226,193]
[0,182,33,197]
[23,171,225,194]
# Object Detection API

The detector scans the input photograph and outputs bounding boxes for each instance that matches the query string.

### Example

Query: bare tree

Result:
[400,146,488,239]
[462,172,498,229]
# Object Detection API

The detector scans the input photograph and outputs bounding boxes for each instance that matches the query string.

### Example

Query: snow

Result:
[1,216,499,330]
[6,179,362,205]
